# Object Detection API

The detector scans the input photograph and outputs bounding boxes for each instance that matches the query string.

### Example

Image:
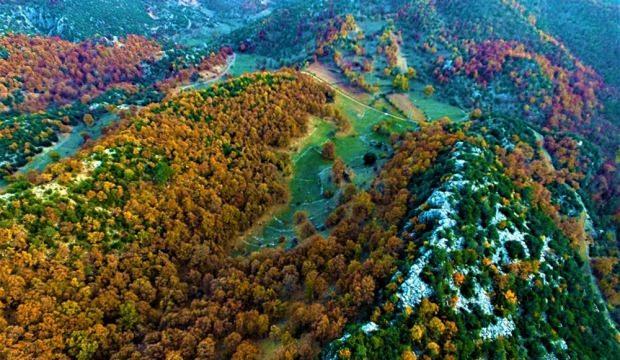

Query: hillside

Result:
[0,0,271,42]
[327,117,617,358]
[0,1,618,359]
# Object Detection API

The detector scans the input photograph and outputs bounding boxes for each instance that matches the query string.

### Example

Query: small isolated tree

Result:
[407,67,417,79]
[470,108,483,119]
[48,150,61,162]
[295,211,317,239]
[332,158,348,184]
[363,152,377,166]
[321,141,336,160]
[362,59,373,72]
[393,74,410,91]
[83,113,94,126]
[423,84,435,97]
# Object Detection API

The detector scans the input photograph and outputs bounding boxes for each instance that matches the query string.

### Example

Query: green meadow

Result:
[243,92,416,249]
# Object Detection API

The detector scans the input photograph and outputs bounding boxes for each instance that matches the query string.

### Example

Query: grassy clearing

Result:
[243,93,416,250]
[306,62,371,101]
[249,117,336,246]
[19,112,118,174]
[243,69,467,250]
[228,53,270,77]
[387,93,427,122]
[408,91,466,121]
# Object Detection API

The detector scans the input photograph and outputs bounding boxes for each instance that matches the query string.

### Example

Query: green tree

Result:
[393,74,410,91]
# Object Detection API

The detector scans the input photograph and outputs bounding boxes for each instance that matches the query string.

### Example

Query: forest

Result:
[0,0,618,359]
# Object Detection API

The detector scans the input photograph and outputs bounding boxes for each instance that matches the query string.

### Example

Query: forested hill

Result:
[0,0,618,359]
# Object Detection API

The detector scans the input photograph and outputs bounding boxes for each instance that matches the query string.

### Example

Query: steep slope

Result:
[0,0,259,41]
[0,1,617,358]
[520,0,620,89]
[328,117,618,359]
[0,71,339,358]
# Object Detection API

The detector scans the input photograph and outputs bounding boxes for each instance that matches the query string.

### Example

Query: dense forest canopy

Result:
[0,0,618,359]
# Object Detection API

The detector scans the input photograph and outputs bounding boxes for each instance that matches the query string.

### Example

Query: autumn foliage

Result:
[155,46,234,92]
[0,34,161,113]
[434,39,602,132]
[0,71,480,358]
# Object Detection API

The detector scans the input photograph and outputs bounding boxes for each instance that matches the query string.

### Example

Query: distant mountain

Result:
[0,0,278,41]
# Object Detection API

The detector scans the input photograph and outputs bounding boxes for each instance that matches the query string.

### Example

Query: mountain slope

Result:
[328,117,618,359]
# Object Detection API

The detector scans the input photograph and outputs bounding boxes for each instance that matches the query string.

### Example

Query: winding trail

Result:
[179,53,236,92]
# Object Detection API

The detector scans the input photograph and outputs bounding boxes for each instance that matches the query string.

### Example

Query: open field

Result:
[228,53,268,76]
[387,93,427,122]
[408,91,467,121]
[306,62,371,100]
[243,91,416,250]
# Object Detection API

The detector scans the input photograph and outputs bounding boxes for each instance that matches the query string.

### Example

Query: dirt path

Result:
[178,53,236,92]
[1,53,238,191]
[393,36,408,73]
[532,129,555,167]
[531,128,616,329]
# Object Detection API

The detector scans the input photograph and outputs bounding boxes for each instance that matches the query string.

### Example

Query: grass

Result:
[229,53,270,77]
[386,93,427,122]
[243,93,416,250]
[19,112,118,174]
[408,90,467,121]
[243,117,335,248]
[243,70,467,250]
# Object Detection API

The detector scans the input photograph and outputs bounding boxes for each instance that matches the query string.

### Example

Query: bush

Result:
[48,151,61,162]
